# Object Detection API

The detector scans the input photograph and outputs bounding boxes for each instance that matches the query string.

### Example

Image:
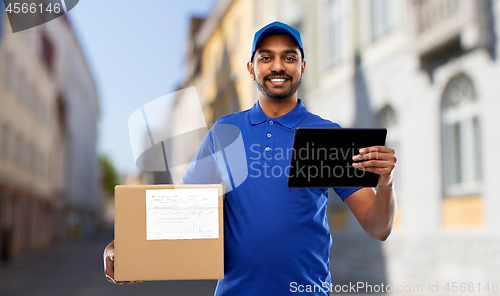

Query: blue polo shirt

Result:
[183,99,362,295]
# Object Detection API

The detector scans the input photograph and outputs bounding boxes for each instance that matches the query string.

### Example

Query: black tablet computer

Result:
[287,128,387,188]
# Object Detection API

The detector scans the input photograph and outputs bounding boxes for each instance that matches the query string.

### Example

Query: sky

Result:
[67,0,217,176]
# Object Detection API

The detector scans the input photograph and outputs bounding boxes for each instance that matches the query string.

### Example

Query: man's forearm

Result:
[365,183,397,241]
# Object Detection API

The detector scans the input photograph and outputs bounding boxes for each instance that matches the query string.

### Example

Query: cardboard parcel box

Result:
[114,184,224,281]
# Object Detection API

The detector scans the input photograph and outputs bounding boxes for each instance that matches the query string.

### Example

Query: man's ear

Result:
[301,60,306,76]
[247,61,255,80]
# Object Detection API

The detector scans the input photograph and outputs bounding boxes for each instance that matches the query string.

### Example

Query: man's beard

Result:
[255,73,302,101]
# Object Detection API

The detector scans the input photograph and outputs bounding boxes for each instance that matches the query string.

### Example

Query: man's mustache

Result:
[263,73,293,80]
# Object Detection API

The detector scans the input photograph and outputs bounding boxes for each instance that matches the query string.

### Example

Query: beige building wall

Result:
[0,13,61,253]
[46,16,101,238]
[0,11,100,255]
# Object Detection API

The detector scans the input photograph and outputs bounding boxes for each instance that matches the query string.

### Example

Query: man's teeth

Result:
[270,78,286,82]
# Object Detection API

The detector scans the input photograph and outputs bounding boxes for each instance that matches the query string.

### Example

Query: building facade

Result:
[0,11,100,258]
[47,14,100,239]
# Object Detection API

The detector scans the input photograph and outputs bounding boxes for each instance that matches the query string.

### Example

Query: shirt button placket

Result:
[265,120,275,166]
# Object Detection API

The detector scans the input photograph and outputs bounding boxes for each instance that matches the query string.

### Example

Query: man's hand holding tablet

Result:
[352,145,397,187]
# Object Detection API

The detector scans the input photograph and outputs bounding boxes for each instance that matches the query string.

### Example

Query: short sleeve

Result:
[333,187,363,202]
[182,130,219,184]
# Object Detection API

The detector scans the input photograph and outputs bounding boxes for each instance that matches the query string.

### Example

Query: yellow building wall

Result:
[442,195,483,228]
[221,0,256,111]
[200,0,256,123]
[328,208,349,231]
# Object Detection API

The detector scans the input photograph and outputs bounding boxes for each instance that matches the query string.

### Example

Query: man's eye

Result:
[260,57,271,61]
[285,57,296,61]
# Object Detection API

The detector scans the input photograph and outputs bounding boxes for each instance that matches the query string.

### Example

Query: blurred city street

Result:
[0,235,217,296]
[2,0,500,295]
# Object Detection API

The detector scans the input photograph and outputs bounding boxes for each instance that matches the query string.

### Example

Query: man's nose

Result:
[270,58,286,73]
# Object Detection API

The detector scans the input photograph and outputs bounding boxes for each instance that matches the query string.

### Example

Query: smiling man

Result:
[103,21,397,295]
[250,38,302,101]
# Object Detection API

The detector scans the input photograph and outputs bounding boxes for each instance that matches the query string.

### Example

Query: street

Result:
[0,233,389,296]
[0,236,217,296]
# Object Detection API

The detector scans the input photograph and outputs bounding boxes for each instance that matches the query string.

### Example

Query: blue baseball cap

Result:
[250,21,304,61]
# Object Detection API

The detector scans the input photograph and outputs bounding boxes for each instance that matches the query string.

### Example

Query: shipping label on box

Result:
[146,188,219,240]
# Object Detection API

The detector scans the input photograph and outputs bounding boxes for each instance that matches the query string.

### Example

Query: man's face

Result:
[248,34,305,101]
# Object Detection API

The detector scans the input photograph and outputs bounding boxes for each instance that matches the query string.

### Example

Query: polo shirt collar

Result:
[249,99,309,129]
[249,100,268,125]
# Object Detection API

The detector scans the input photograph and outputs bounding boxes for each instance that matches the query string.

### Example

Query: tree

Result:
[100,155,119,198]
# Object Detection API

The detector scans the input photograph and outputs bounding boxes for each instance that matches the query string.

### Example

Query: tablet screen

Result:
[287,128,387,188]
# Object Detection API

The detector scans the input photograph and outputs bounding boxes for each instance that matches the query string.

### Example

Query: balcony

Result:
[411,0,493,64]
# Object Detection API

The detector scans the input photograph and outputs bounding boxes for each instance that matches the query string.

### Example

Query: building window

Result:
[5,54,13,91]
[2,52,13,89]
[41,34,55,73]
[42,154,49,180]
[57,95,67,133]
[28,142,35,174]
[441,74,482,196]
[41,100,50,125]
[376,105,401,193]
[27,84,35,113]
[371,0,397,40]
[17,69,27,106]
[327,0,348,67]
[35,151,42,177]
[0,51,4,87]
[15,133,23,168]
[1,124,10,161]
[0,123,3,158]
